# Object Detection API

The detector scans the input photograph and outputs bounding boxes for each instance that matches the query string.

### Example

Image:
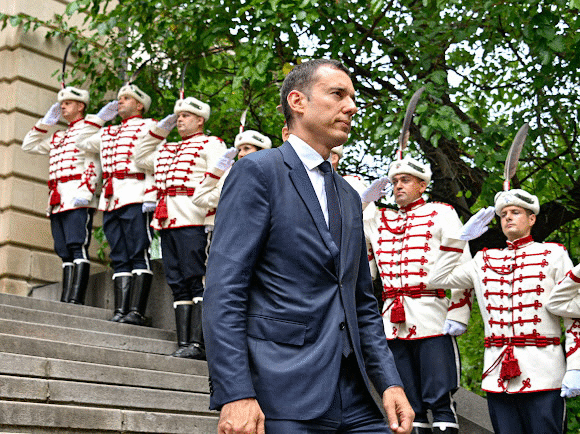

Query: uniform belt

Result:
[484,335,560,348]
[382,284,445,301]
[48,174,82,188]
[158,187,196,197]
[103,172,146,180]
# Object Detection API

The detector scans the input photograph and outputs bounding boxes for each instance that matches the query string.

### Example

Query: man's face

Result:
[176,111,203,138]
[392,174,426,208]
[238,143,259,159]
[117,95,143,119]
[60,100,84,123]
[291,65,358,153]
[500,205,535,241]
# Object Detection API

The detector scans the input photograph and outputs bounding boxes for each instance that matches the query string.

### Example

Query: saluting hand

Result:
[383,386,414,434]
[218,398,265,434]
[42,102,62,126]
[215,147,239,172]
[96,100,119,122]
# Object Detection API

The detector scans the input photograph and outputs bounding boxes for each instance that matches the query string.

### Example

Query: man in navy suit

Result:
[203,59,414,434]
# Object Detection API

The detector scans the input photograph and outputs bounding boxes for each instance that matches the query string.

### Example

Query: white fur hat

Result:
[117,84,151,113]
[174,97,210,121]
[235,130,272,150]
[57,86,89,105]
[494,189,540,215]
[388,155,432,183]
[331,145,344,157]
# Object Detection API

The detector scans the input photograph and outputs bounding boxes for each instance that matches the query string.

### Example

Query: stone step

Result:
[0,352,208,394]
[0,291,110,321]
[0,333,208,376]
[0,401,218,433]
[0,375,212,414]
[0,318,177,355]
[0,302,176,341]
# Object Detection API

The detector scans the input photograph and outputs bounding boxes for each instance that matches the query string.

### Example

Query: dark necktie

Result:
[318,161,341,251]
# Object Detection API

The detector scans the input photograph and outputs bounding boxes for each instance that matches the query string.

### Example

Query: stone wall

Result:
[0,0,106,295]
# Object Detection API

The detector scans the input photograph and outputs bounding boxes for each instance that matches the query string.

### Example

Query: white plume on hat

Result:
[235,130,272,150]
[494,189,540,216]
[117,84,152,113]
[331,145,344,158]
[174,97,210,121]
[388,155,432,184]
[58,86,89,105]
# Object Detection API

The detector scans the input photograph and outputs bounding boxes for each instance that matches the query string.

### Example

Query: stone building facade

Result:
[0,0,105,296]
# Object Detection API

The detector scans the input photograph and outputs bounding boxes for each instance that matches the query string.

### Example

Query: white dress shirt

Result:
[287,134,335,226]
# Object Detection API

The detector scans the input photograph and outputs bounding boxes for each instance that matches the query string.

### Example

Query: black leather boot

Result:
[110,273,132,322]
[172,303,197,358]
[412,427,433,434]
[119,272,152,326]
[68,261,90,305]
[432,427,458,434]
[187,299,206,360]
[60,263,74,303]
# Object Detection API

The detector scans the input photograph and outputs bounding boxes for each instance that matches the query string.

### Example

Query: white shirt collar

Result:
[287,134,332,171]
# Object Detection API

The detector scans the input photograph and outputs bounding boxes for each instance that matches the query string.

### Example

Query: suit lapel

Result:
[335,173,352,279]
[279,143,340,261]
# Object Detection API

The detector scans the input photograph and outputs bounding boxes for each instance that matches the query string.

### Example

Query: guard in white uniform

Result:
[366,156,471,434]
[429,189,580,433]
[136,96,226,359]
[78,84,156,325]
[192,128,272,231]
[22,87,101,304]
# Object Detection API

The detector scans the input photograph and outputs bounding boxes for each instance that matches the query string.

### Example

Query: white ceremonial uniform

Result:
[191,166,228,229]
[22,118,101,213]
[430,234,580,393]
[366,198,472,339]
[547,263,580,319]
[79,115,157,211]
[136,124,227,230]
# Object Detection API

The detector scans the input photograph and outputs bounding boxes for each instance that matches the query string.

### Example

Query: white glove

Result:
[158,114,178,132]
[72,197,90,207]
[96,100,119,122]
[214,148,239,171]
[360,176,390,203]
[459,206,496,241]
[142,201,156,213]
[41,103,62,125]
[443,319,467,336]
[561,370,580,398]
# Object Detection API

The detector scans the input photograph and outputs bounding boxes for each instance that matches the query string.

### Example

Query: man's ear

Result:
[287,90,306,116]
[529,213,536,227]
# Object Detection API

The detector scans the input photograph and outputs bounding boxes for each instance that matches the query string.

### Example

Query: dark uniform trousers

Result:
[50,208,94,263]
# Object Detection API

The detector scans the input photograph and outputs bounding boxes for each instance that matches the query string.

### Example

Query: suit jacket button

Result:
[339,322,346,330]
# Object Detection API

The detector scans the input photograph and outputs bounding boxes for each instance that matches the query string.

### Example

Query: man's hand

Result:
[42,102,61,125]
[142,201,156,213]
[218,398,265,434]
[382,386,414,434]
[360,176,390,203]
[459,206,495,241]
[96,100,119,122]
[561,370,580,398]
[215,148,239,171]
[158,113,178,132]
[443,319,467,336]
[72,197,90,207]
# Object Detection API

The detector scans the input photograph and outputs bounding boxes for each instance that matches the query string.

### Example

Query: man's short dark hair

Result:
[280,59,350,128]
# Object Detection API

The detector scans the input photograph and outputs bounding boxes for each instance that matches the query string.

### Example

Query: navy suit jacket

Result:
[203,142,402,420]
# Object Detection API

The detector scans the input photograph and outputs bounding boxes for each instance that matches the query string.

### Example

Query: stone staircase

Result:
[0,291,219,433]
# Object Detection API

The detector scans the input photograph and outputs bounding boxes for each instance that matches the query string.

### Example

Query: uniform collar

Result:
[181,132,204,141]
[400,197,425,213]
[67,117,84,127]
[506,235,534,250]
[121,115,143,124]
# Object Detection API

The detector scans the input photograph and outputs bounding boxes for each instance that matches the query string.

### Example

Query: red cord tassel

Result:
[154,196,168,221]
[49,188,61,206]
[500,346,521,380]
[105,179,114,198]
[390,297,406,323]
